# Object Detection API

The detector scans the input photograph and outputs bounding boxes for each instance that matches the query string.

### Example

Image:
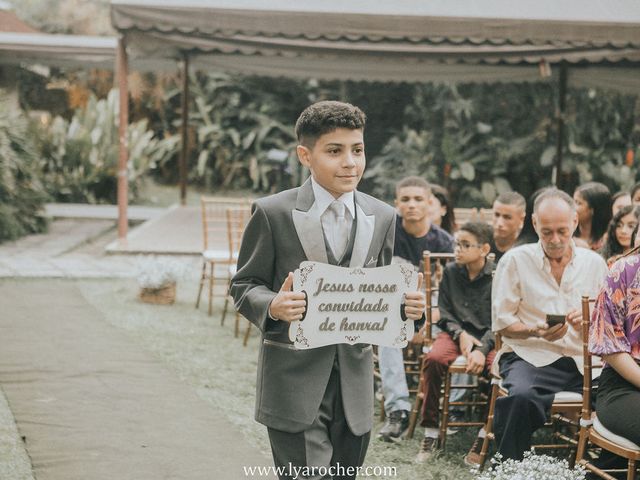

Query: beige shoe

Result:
[415,436,438,464]
[463,434,485,467]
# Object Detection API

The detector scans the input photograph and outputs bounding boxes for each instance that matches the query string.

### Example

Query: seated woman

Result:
[589,250,640,446]
[600,205,640,266]
[573,182,612,251]
[428,184,456,235]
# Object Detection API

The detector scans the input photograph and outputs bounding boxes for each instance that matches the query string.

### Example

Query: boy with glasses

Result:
[416,222,496,465]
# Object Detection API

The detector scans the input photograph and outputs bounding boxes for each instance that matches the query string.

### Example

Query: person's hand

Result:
[534,321,568,342]
[410,326,427,346]
[268,273,306,322]
[403,273,426,321]
[466,350,486,375]
[459,331,483,356]
[565,309,582,331]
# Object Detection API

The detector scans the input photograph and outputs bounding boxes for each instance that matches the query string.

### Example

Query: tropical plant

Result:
[366,82,638,206]
[36,89,162,204]
[0,91,49,242]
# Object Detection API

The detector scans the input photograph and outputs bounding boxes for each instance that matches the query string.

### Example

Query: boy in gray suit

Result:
[231,101,425,479]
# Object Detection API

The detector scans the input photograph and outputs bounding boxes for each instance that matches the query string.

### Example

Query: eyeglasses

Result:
[454,241,482,250]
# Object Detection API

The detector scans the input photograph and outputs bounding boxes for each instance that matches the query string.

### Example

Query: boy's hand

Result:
[459,331,483,356]
[466,350,486,375]
[269,273,307,322]
[403,273,426,321]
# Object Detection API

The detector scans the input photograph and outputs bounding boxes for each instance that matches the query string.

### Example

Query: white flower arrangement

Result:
[474,451,586,480]
[135,256,185,290]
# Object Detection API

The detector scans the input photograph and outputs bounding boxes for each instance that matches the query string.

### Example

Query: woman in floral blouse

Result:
[590,251,640,445]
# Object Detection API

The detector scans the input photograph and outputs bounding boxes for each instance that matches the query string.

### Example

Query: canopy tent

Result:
[0,32,117,69]
[110,0,640,243]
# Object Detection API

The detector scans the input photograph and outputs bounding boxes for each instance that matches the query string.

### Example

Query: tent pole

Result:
[116,35,129,245]
[179,52,189,206]
[553,64,568,188]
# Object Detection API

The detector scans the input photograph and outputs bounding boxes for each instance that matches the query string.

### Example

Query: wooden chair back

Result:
[226,206,252,260]
[201,196,251,252]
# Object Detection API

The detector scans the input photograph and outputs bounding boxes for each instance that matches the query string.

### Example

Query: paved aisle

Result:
[0,281,274,480]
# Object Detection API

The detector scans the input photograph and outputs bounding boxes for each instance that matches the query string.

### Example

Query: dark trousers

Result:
[596,366,640,446]
[494,352,583,460]
[419,332,495,428]
[267,365,370,480]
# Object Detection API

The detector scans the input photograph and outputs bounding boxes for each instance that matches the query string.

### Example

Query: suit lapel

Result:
[292,179,329,264]
[349,192,375,268]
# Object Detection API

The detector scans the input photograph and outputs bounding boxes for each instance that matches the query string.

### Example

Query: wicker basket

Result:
[138,282,176,305]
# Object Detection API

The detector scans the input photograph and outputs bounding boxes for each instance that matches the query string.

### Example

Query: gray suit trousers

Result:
[267,360,370,480]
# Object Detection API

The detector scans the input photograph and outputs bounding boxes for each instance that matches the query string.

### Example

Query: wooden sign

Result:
[289,261,418,349]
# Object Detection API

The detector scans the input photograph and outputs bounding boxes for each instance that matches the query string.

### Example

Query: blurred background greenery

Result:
[1,0,639,242]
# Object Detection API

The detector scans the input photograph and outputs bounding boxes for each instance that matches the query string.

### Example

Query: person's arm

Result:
[493,253,563,341]
[230,203,283,333]
[435,267,463,337]
[589,264,637,383]
[602,352,640,389]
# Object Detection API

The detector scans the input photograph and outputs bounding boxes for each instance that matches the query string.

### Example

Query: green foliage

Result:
[367,82,638,206]
[0,92,49,242]
[36,90,161,204]
[153,73,311,192]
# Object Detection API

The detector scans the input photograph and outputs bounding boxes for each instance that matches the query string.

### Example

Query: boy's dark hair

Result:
[395,176,431,196]
[460,221,493,246]
[295,101,366,148]
[495,191,526,211]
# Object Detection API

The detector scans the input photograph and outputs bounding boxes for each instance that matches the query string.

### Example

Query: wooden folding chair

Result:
[478,315,587,469]
[407,251,493,449]
[225,206,254,345]
[575,295,640,480]
[195,197,250,322]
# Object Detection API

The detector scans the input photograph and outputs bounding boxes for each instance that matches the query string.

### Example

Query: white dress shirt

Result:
[492,241,608,373]
[311,177,355,257]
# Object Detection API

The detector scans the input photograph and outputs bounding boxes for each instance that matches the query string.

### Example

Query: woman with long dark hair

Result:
[428,184,456,235]
[600,205,640,266]
[573,182,612,251]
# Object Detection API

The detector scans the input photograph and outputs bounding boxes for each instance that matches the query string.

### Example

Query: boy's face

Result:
[296,128,365,198]
[454,230,486,265]
[395,186,431,224]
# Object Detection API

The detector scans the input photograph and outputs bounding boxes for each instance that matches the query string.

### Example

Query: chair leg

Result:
[208,262,216,317]
[406,373,424,439]
[195,262,206,308]
[628,459,636,480]
[242,316,251,346]
[478,382,499,471]
[439,370,452,451]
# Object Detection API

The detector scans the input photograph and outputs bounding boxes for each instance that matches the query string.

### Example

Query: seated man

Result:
[491,191,526,263]
[416,221,495,464]
[492,187,608,460]
[377,176,453,442]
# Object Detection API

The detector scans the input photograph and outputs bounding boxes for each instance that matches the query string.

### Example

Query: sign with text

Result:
[289,262,418,349]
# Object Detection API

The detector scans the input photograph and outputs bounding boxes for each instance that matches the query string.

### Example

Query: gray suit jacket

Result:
[230,179,395,434]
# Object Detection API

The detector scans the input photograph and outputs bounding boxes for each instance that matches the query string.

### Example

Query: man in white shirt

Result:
[491,187,608,460]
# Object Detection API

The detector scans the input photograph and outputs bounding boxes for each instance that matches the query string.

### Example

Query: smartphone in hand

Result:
[546,314,566,328]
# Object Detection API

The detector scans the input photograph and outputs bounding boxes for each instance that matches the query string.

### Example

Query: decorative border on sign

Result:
[295,324,310,348]
[393,322,409,346]
[298,264,315,287]
[344,335,361,344]
[349,268,366,276]
[399,265,414,288]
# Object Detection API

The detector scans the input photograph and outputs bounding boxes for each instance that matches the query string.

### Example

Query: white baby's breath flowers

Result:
[135,255,185,289]
[474,451,586,480]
